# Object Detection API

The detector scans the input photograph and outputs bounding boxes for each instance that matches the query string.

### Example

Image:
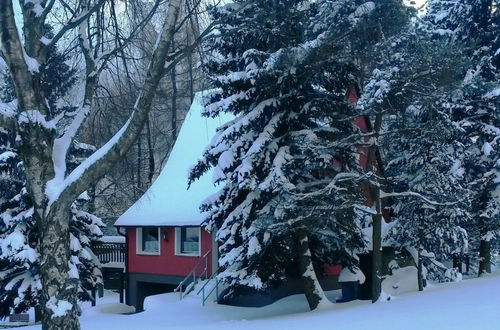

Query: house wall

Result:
[349,87,391,221]
[127,227,213,277]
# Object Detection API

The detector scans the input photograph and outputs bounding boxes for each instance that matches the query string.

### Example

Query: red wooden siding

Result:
[127,227,212,277]
[324,264,343,276]
[348,87,391,222]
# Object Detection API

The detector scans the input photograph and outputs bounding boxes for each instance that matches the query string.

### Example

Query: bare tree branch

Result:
[49,0,185,212]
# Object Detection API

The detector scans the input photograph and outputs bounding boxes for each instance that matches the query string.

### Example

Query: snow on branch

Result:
[45,114,133,211]
[18,110,56,129]
[0,100,17,118]
[380,190,461,206]
[44,0,184,214]
[47,106,92,203]
[292,171,369,200]
[484,87,500,99]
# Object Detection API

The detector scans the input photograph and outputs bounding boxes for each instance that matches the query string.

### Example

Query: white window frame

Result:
[136,227,161,255]
[175,227,201,257]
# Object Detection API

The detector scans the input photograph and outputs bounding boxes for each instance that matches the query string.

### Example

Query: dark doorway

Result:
[135,282,177,311]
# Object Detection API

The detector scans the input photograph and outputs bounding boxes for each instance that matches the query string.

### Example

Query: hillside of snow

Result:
[16,270,500,330]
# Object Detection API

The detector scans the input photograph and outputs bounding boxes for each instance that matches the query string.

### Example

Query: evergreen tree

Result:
[356,11,475,289]
[190,0,411,309]
[424,0,500,276]
[0,130,105,318]
[0,128,39,317]
[381,97,470,287]
[0,26,104,317]
[67,142,105,303]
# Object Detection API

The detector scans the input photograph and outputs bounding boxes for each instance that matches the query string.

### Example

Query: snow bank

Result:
[18,272,500,330]
[338,267,366,284]
[381,266,419,297]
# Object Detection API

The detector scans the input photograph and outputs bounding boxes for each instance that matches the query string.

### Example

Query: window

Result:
[175,227,200,256]
[136,227,160,255]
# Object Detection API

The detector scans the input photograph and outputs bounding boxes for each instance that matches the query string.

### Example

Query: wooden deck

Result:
[93,238,127,303]
[93,240,126,268]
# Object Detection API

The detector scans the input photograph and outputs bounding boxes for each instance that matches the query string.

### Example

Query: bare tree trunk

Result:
[478,238,491,277]
[146,117,155,185]
[363,112,385,303]
[417,222,425,291]
[417,248,424,291]
[452,253,462,271]
[136,138,142,197]
[295,230,330,310]
[170,51,178,141]
[186,26,195,102]
[371,186,382,302]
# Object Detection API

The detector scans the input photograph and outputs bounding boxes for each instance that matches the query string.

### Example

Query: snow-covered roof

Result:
[115,93,231,227]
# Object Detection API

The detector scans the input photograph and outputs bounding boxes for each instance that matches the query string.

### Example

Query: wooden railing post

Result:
[119,271,124,304]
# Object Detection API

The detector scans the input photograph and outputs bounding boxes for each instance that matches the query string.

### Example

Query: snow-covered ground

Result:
[14,270,500,330]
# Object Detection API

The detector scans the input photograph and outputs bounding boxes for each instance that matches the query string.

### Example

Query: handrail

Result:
[201,278,219,306]
[196,265,224,306]
[174,250,212,299]
[196,265,221,295]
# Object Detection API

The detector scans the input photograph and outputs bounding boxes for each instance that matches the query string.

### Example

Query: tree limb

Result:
[47,0,185,214]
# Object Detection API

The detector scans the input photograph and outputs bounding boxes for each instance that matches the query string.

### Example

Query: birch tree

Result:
[0,0,206,328]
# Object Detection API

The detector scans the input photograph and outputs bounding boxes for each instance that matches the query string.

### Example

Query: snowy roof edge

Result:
[114,91,232,228]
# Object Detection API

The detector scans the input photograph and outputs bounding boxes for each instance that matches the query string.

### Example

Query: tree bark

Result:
[452,254,462,271]
[371,186,382,302]
[295,230,330,310]
[0,1,40,112]
[363,112,385,303]
[170,52,178,142]
[146,117,155,185]
[186,25,195,103]
[417,248,424,291]
[38,205,80,330]
[136,138,142,198]
[478,239,491,277]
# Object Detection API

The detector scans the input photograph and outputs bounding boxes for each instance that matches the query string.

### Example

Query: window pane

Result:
[142,227,159,253]
[181,227,199,254]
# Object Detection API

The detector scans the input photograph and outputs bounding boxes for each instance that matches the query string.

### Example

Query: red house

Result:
[115,89,385,311]
[114,93,229,311]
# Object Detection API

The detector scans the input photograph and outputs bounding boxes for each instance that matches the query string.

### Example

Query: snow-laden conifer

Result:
[424,0,499,276]
[0,128,104,317]
[356,20,472,288]
[190,0,411,309]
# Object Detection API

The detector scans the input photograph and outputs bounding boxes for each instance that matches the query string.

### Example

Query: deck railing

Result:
[93,241,126,265]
